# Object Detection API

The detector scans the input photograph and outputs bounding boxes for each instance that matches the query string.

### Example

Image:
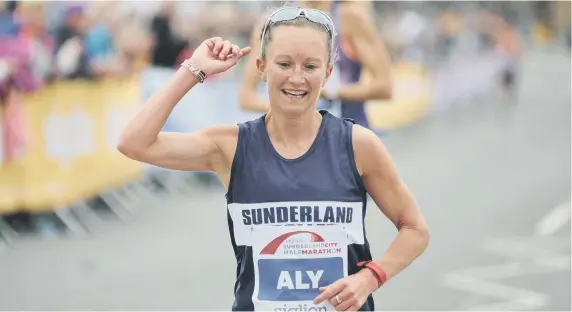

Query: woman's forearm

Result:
[238,89,270,113]
[374,225,429,281]
[118,67,199,153]
[336,80,392,103]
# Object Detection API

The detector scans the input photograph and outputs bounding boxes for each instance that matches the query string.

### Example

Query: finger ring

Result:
[335,295,341,304]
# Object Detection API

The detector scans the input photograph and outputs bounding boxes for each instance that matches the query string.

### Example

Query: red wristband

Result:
[357,260,387,288]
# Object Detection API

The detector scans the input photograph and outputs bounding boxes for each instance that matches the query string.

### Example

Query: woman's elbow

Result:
[375,81,393,100]
[117,133,142,160]
[399,217,430,249]
[414,221,430,251]
[117,135,134,157]
[419,225,430,246]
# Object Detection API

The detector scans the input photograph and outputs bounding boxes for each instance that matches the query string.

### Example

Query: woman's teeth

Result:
[282,90,308,98]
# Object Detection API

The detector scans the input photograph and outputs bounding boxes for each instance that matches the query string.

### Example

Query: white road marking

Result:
[440,236,570,311]
[534,200,571,237]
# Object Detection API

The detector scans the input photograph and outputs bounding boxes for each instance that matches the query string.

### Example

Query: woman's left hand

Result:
[313,269,379,311]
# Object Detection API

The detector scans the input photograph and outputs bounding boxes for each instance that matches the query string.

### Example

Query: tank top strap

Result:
[339,116,365,193]
[342,117,356,124]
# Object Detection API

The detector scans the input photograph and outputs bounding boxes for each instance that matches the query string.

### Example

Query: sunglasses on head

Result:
[260,7,336,50]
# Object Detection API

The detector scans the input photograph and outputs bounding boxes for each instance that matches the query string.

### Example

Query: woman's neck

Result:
[265,110,323,149]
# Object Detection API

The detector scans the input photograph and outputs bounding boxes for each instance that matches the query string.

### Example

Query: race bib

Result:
[251,225,349,311]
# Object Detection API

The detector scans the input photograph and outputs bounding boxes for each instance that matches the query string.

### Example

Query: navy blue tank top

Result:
[330,1,370,129]
[225,110,374,311]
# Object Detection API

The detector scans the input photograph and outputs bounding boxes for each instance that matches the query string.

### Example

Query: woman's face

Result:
[257,25,332,116]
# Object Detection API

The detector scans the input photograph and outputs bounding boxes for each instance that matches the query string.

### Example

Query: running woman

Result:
[238,1,393,129]
[118,7,428,311]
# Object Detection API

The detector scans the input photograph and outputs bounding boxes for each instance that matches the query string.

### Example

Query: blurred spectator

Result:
[1,1,54,90]
[84,16,115,70]
[0,1,18,36]
[436,12,463,59]
[15,2,55,82]
[83,2,143,77]
[149,1,188,69]
[493,16,522,97]
[114,13,153,73]
[54,5,93,79]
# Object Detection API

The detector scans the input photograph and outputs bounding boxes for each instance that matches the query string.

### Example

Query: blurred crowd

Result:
[0,1,258,162]
[0,1,567,101]
[0,0,569,235]
[0,1,568,103]
[0,1,258,93]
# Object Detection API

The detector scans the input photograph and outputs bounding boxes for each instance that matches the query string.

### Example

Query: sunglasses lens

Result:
[269,8,300,23]
[306,9,333,31]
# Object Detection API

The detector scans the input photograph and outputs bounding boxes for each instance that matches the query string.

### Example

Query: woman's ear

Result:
[256,58,267,82]
[323,64,334,86]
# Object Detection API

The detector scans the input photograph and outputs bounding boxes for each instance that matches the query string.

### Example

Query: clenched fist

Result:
[188,37,252,76]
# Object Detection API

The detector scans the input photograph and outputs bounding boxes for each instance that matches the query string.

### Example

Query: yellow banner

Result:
[0,77,143,213]
[365,61,432,130]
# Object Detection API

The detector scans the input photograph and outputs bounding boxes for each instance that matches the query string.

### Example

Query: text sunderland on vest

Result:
[241,205,354,225]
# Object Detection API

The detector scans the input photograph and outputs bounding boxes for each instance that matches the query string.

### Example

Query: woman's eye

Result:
[278,62,289,68]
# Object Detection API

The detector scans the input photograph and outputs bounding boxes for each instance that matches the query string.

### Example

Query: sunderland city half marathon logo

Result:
[256,231,344,302]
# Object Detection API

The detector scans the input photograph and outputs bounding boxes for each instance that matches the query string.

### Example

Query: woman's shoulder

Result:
[202,123,239,136]
[205,115,266,147]
[201,124,240,147]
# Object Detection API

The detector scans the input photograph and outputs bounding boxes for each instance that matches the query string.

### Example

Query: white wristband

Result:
[181,59,207,83]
